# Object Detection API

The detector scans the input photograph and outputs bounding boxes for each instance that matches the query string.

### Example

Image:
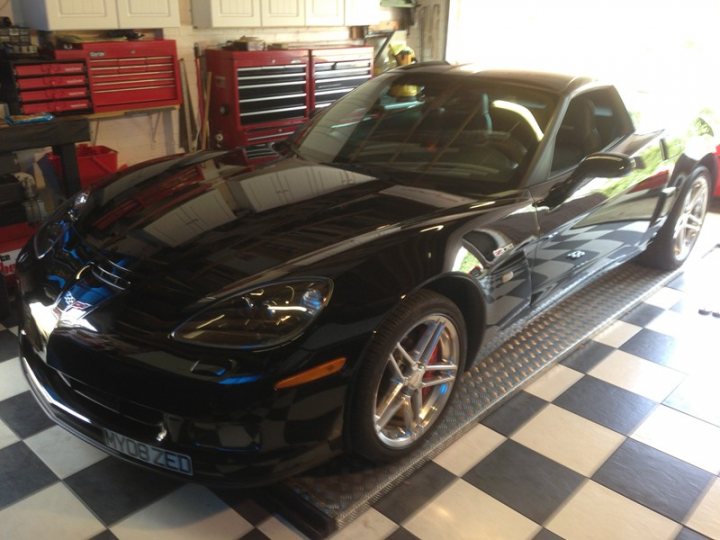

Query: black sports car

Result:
[17,65,716,485]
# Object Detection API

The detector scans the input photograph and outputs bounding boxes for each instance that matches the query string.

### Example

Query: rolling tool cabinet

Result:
[205,46,372,164]
[206,48,311,159]
[309,47,373,112]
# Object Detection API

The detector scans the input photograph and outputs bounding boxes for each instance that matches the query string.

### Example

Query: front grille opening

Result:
[90,258,131,290]
[64,375,163,428]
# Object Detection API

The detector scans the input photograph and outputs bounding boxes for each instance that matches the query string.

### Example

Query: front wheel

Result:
[347,290,466,462]
[640,167,710,271]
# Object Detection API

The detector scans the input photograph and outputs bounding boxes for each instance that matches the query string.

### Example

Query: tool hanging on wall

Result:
[194,44,205,148]
[178,58,197,152]
[198,71,212,150]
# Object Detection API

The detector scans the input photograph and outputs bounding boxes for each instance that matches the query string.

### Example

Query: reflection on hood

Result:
[85,153,375,253]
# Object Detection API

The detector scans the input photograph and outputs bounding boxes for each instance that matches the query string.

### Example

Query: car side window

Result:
[551,88,626,173]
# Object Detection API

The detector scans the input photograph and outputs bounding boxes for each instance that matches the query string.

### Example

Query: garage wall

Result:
[89,0,381,168]
[0,0,16,20]
[406,0,448,62]
[6,0,393,176]
[91,14,358,168]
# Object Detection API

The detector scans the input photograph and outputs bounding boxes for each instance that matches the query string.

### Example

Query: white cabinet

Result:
[260,0,306,27]
[117,0,180,28]
[306,0,343,26]
[192,0,262,28]
[21,0,180,30]
[191,0,389,27]
[344,0,390,26]
[22,0,119,30]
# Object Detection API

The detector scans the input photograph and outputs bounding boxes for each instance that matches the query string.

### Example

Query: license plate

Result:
[103,428,193,476]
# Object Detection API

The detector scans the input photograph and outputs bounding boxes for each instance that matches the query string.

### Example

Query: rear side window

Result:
[551,88,631,173]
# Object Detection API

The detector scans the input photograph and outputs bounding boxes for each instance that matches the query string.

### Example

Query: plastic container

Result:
[49,143,118,189]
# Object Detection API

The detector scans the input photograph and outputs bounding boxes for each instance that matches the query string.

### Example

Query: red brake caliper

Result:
[422,343,440,399]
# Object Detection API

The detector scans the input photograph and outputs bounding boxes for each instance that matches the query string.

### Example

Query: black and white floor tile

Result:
[1,215,720,539]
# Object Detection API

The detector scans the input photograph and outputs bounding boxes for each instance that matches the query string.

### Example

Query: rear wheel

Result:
[347,290,466,462]
[641,167,710,270]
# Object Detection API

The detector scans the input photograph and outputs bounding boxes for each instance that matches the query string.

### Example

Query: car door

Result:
[526,86,669,304]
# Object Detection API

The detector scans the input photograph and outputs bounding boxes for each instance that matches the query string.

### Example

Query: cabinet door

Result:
[344,0,390,26]
[117,0,180,28]
[192,0,262,28]
[260,0,305,27]
[306,0,343,26]
[22,0,119,30]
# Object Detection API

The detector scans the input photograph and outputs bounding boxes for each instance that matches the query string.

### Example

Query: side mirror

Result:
[543,152,636,208]
[573,152,636,180]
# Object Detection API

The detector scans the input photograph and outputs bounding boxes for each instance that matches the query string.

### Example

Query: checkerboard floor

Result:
[2,215,720,540]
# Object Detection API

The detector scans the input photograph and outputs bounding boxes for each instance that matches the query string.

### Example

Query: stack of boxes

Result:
[0,26,36,56]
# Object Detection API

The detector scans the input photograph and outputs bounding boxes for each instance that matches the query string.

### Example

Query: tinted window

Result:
[551,88,629,173]
[295,72,557,190]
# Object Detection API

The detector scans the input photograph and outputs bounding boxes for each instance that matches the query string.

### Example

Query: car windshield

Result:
[293,71,557,189]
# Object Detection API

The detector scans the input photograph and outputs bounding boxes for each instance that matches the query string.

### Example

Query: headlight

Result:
[171,279,333,349]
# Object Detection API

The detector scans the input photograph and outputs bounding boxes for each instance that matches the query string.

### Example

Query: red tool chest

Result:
[309,47,372,112]
[206,48,310,154]
[206,47,372,163]
[1,40,180,116]
[54,40,181,113]
[1,59,92,115]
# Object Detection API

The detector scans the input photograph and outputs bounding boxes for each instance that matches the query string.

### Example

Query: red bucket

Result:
[49,144,118,189]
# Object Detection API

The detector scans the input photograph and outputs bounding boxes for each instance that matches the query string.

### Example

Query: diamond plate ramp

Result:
[268,261,680,538]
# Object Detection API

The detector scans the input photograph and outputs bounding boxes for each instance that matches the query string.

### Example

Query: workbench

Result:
[0,118,91,196]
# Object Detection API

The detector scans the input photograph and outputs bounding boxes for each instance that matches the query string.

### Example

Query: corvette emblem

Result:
[61,291,91,312]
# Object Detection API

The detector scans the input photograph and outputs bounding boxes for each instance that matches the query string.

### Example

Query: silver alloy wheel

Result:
[673,176,709,261]
[372,314,460,448]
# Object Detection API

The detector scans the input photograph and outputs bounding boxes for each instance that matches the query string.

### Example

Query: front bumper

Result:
[20,332,346,486]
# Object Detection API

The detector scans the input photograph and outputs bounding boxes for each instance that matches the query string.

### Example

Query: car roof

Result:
[396,63,595,95]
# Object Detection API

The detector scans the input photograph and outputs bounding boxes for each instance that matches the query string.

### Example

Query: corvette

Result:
[17,64,716,485]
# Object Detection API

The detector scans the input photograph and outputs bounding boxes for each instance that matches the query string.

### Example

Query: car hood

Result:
[42,152,507,321]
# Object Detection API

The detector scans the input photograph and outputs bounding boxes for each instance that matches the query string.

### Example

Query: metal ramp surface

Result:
[268,261,680,538]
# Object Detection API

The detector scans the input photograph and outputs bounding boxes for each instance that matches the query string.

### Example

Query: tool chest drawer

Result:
[93,85,178,107]
[14,74,88,89]
[19,87,89,102]
[14,62,85,76]
[21,99,92,114]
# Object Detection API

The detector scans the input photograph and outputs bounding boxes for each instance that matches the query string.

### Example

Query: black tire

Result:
[0,278,9,321]
[347,290,466,462]
[640,167,710,271]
